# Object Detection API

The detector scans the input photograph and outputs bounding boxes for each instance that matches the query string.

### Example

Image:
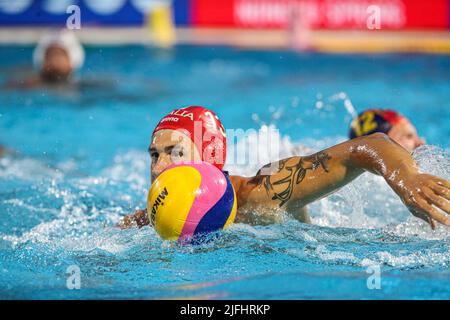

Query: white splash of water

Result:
[0,155,63,181]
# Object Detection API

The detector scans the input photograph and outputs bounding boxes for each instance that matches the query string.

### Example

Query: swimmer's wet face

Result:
[388,118,425,152]
[149,129,201,182]
[40,44,72,82]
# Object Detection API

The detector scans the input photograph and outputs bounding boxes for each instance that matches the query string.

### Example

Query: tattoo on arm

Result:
[250,152,331,207]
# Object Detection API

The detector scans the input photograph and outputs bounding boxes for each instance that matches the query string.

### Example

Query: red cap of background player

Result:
[380,110,405,126]
[152,106,227,170]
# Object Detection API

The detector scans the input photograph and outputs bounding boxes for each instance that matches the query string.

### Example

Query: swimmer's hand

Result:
[117,209,150,229]
[391,172,450,230]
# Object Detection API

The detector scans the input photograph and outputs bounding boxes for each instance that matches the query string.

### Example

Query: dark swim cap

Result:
[349,109,406,139]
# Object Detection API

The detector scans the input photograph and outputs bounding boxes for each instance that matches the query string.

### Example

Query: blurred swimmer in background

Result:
[34,30,84,84]
[7,30,84,88]
[4,29,165,103]
[1,31,85,154]
[349,109,425,152]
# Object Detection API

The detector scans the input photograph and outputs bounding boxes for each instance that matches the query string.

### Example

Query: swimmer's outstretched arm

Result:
[231,133,450,229]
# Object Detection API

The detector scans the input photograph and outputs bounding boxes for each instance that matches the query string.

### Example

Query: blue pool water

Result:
[0,45,449,299]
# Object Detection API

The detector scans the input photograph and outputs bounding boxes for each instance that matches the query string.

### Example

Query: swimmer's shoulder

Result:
[229,174,311,224]
[228,174,263,207]
[228,175,250,194]
[4,76,42,90]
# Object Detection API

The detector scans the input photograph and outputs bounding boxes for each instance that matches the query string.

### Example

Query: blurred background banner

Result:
[1,0,449,52]
[191,0,450,30]
[0,0,190,26]
[0,0,448,30]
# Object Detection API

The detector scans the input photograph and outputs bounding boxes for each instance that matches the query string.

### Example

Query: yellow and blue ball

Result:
[147,161,237,242]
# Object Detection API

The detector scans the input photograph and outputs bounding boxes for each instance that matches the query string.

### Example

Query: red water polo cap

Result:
[152,106,227,170]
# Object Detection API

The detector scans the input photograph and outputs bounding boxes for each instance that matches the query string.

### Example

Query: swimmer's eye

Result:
[401,133,414,140]
[150,152,159,162]
[171,146,184,159]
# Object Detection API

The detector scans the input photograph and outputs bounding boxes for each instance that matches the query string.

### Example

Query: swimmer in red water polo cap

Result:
[150,106,227,181]
[119,105,450,230]
[349,109,425,152]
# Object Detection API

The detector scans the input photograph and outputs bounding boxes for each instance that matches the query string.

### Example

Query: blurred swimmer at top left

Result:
[7,30,84,88]
[35,31,84,83]
[1,31,84,155]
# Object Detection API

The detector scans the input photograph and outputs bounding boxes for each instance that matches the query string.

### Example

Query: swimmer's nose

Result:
[417,137,426,148]
[152,153,172,179]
